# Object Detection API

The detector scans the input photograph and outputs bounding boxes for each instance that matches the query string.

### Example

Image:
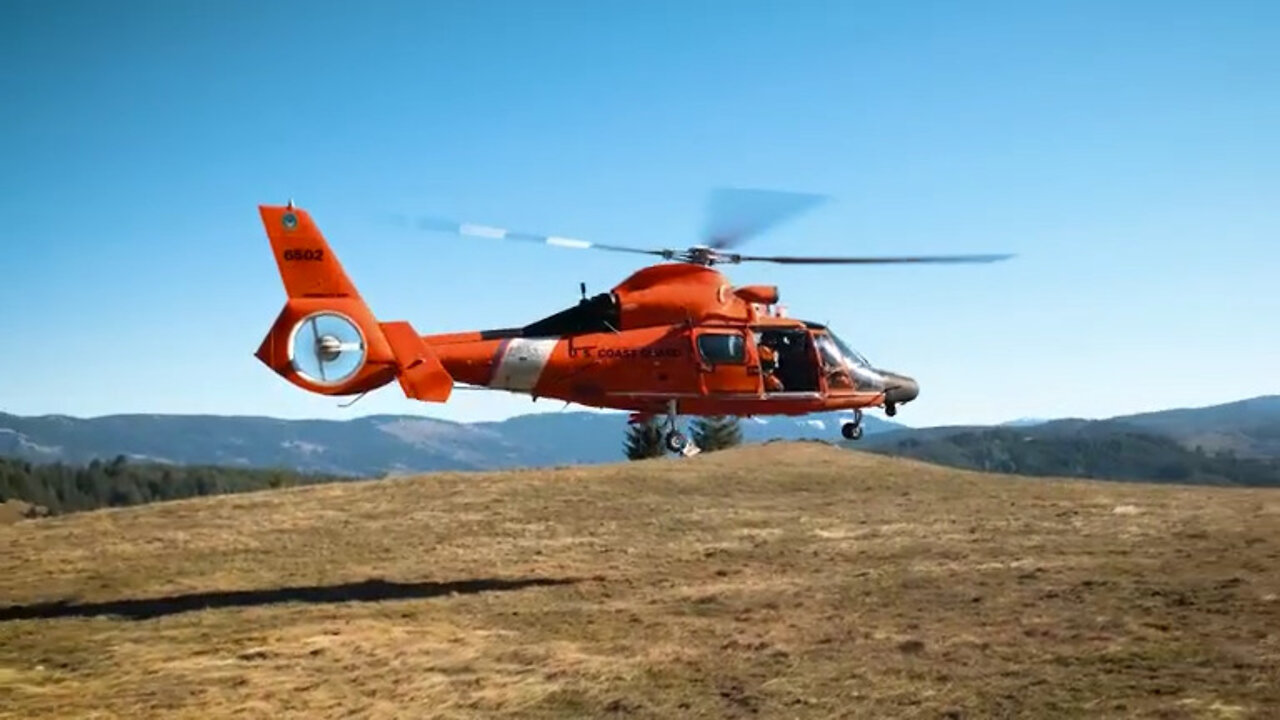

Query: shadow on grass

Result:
[0,576,582,622]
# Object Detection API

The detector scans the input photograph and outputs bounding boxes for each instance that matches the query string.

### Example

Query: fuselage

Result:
[422,316,918,417]
[414,262,919,416]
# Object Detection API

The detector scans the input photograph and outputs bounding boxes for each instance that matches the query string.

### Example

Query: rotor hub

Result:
[317,334,344,362]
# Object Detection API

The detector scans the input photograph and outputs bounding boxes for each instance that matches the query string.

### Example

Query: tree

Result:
[691,415,743,452]
[0,456,348,516]
[624,417,666,460]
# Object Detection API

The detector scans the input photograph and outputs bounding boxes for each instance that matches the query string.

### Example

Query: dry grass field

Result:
[1,443,1278,719]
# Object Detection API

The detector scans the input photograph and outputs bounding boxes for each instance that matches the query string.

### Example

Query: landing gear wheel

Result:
[841,409,865,441]
[841,422,864,441]
[885,402,898,418]
[664,430,689,453]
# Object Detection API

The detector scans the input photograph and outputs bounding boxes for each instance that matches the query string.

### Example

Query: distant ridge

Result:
[861,395,1280,486]
[999,417,1047,427]
[3,396,1277,483]
[0,409,901,477]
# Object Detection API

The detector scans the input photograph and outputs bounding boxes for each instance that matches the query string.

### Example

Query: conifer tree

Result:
[624,417,666,460]
[690,415,743,452]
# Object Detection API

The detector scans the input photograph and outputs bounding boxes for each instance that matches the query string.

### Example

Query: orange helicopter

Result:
[254,191,1011,454]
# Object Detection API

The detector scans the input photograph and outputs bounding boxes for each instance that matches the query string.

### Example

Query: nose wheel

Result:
[840,409,864,441]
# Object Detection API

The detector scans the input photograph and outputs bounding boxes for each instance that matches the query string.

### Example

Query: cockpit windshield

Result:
[810,330,884,393]
[827,332,872,368]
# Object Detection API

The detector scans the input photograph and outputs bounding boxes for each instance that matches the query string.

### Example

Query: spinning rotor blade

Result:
[309,316,326,382]
[414,216,670,258]
[703,188,827,249]
[401,193,1015,269]
[732,252,1015,265]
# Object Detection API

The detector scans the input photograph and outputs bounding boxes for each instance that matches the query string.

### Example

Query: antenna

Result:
[579,281,587,301]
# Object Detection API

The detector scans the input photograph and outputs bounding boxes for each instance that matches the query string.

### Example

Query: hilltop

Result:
[1,443,1277,719]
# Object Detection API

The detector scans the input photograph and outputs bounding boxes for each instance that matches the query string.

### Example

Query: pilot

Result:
[819,336,853,390]
[826,365,853,390]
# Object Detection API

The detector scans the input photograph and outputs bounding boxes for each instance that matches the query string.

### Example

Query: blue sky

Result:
[1,0,1277,427]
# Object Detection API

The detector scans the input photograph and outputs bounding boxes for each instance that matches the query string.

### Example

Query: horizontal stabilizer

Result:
[380,321,453,403]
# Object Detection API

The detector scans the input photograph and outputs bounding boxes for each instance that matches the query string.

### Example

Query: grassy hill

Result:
[1,444,1277,719]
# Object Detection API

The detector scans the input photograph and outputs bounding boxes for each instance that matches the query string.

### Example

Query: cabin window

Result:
[697,332,746,364]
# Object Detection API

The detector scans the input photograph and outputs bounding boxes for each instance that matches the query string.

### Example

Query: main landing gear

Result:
[665,429,689,453]
[840,409,864,441]
[662,400,697,456]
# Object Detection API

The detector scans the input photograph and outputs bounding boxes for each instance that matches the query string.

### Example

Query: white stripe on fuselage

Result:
[490,337,558,392]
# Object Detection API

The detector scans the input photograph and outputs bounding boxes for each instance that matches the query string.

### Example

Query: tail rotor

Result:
[289,312,368,385]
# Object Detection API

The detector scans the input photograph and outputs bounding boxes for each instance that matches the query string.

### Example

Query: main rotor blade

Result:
[414,216,670,258]
[733,253,1015,265]
[703,188,827,249]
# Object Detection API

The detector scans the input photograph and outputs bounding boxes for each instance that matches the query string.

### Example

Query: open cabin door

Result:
[752,327,822,395]
[691,328,759,396]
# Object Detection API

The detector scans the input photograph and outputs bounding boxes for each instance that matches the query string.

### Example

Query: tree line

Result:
[872,429,1280,486]
[0,455,344,517]
[625,415,743,459]
[1,415,747,518]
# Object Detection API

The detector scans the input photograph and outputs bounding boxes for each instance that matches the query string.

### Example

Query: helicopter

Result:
[254,190,1011,454]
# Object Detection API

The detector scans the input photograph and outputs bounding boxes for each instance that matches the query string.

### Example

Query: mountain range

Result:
[0,409,900,476]
[2,395,1277,483]
[860,395,1280,486]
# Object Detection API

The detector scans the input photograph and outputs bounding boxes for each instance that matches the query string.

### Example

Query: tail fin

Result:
[259,204,361,298]
[255,203,452,403]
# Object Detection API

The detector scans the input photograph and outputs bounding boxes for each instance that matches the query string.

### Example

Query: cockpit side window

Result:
[815,335,844,369]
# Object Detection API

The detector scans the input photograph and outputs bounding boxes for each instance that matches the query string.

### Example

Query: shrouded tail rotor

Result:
[288,312,367,385]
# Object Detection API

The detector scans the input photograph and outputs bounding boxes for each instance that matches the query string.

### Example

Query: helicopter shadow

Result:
[0,576,583,623]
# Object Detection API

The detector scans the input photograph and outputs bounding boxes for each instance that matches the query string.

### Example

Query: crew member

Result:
[757,334,784,392]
